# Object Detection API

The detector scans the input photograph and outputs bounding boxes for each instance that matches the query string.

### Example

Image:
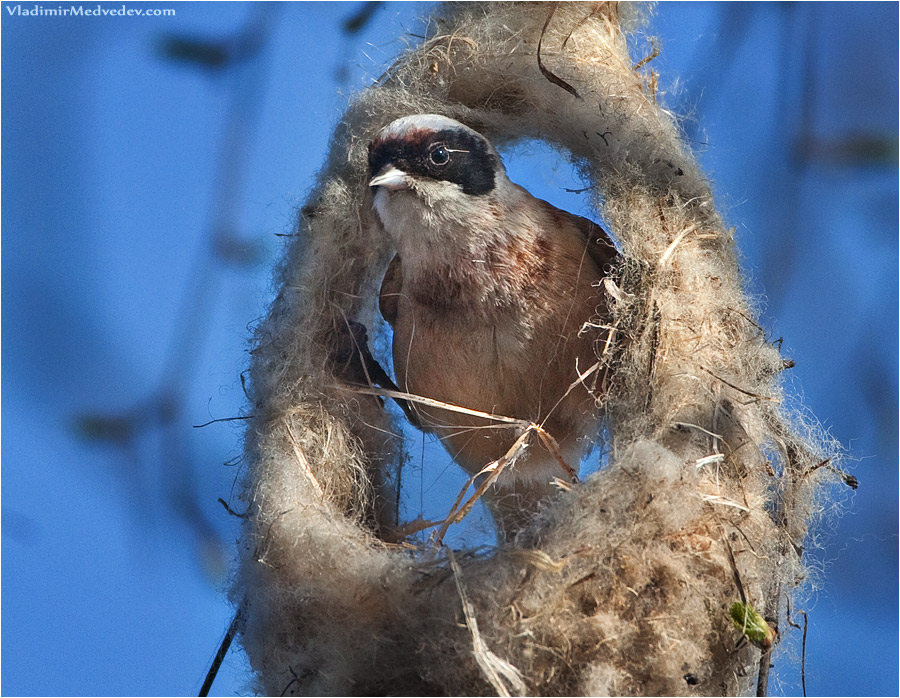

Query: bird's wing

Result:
[375,254,424,428]
[531,194,619,274]
[379,254,403,327]
[564,209,620,274]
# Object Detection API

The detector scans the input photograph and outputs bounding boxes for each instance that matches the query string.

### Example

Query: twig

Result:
[657,223,699,267]
[537,3,582,99]
[694,453,725,470]
[755,579,781,697]
[799,610,809,697]
[350,374,579,486]
[533,425,579,482]
[723,536,746,605]
[193,415,251,428]
[199,604,245,696]
[432,421,578,544]
[701,366,778,402]
[802,457,858,489]
[446,548,526,697]
[283,420,325,498]
[786,599,809,697]
[384,515,441,541]
[756,641,772,697]
[542,360,600,425]
[632,37,660,71]
[218,497,249,519]
[701,494,751,512]
[343,385,530,428]
[434,429,532,544]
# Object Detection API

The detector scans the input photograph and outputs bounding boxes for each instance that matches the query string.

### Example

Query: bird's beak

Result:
[369,165,410,191]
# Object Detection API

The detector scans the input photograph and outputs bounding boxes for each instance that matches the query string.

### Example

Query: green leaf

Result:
[729,601,775,650]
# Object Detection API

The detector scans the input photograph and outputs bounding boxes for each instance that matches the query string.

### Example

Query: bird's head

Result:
[368,114,510,245]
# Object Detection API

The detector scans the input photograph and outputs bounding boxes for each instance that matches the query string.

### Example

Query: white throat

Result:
[374,175,527,272]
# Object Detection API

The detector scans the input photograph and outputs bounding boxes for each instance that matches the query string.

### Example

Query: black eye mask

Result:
[368,127,498,196]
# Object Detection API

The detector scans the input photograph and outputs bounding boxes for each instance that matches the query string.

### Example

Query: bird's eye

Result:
[429,144,450,166]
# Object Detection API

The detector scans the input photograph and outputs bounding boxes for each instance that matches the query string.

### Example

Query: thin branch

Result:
[193,415,251,428]
[701,366,779,402]
[199,605,245,696]
[343,385,530,427]
[537,4,582,99]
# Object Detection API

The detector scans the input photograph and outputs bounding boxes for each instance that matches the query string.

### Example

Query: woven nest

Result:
[229,3,841,695]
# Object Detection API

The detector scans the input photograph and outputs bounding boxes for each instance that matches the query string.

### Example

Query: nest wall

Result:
[231,3,837,695]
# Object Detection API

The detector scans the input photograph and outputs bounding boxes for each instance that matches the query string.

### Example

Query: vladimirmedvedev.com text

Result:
[5,4,175,16]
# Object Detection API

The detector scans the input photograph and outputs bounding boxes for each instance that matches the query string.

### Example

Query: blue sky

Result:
[2,2,897,696]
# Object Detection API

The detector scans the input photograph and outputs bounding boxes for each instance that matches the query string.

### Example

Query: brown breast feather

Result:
[378,198,619,476]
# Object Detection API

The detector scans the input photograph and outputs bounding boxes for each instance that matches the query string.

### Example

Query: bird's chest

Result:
[393,311,529,423]
[391,263,595,421]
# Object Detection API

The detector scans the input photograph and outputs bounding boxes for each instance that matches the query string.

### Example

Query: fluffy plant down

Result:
[230,3,842,695]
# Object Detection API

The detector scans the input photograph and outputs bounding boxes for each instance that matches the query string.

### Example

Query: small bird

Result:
[365,114,619,535]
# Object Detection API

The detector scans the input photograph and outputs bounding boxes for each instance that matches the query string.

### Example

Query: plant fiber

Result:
[231,3,838,695]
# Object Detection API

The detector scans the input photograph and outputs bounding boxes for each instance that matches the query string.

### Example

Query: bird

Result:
[364,113,619,536]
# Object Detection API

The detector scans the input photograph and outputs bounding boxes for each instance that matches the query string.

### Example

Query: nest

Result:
[229,3,840,695]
